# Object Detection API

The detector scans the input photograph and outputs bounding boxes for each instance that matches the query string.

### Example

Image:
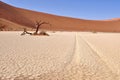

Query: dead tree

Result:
[33,21,49,35]
[21,20,51,36]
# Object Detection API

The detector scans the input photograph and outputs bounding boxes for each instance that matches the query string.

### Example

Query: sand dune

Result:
[0,18,31,31]
[0,1,120,32]
[0,32,120,80]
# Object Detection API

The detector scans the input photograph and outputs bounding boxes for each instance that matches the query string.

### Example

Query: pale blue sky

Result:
[1,0,120,20]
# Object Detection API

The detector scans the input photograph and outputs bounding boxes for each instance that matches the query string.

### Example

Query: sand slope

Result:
[0,18,31,31]
[0,1,120,32]
[0,32,120,80]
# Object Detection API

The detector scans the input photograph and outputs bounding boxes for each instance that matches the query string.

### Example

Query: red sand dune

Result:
[0,1,120,32]
[0,18,31,31]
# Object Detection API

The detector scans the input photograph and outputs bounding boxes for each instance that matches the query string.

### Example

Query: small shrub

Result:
[92,31,97,33]
[0,23,6,31]
[39,30,49,36]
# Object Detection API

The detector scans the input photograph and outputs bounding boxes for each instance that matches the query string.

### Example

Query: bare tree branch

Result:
[34,21,49,35]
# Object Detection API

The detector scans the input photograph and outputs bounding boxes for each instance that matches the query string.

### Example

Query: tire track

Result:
[0,32,119,80]
[65,33,81,65]
[79,35,117,74]
[76,33,119,80]
[79,35,113,70]
[59,33,118,80]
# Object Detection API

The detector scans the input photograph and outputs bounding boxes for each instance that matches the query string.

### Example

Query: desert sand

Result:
[0,1,120,80]
[0,31,120,80]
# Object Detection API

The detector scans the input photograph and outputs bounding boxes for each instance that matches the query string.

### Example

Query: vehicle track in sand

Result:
[77,34,118,80]
[35,33,118,80]
[59,33,118,80]
[0,32,119,80]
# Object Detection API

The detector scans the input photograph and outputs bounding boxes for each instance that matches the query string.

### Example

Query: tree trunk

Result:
[34,25,40,34]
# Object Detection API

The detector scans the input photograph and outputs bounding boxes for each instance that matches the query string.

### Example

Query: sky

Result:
[1,0,120,20]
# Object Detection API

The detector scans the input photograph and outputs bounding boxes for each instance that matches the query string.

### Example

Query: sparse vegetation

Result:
[21,28,32,35]
[39,30,49,36]
[92,31,97,33]
[0,23,6,31]
[21,20,51,36]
